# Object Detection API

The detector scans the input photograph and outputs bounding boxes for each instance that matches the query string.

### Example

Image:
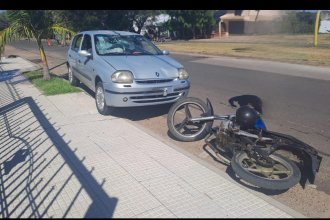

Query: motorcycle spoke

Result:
[272,163,291,175]
[184,104,192,119]
[272,170,291,175]
[243,158,292,178]
[175,119,188,131]
[246,168,263,173]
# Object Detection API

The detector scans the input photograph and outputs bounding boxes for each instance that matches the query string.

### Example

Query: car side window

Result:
[71,34,83,52]
[81,34,92,53]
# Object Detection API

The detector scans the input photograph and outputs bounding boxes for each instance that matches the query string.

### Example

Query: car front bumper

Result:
[103,79,190,107]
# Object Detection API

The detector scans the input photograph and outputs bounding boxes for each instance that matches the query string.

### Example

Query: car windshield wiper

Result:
[130,46,157,55]
[101,52,129,56]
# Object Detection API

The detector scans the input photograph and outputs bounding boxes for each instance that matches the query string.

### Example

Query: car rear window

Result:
[71,34,83,52]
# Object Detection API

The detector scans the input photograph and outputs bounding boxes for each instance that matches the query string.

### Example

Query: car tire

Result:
[95,81,112,115]
[68,65,79,86]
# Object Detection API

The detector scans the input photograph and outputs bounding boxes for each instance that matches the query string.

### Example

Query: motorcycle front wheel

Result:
[231,152,301,190]
[167,97,213,142]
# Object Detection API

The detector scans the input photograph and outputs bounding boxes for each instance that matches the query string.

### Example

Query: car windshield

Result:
[94,34,163,56]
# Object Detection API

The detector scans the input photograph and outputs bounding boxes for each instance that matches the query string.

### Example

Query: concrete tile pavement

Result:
[0,57,305,218]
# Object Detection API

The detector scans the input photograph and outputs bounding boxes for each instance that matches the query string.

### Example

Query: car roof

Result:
[77,30,139,36]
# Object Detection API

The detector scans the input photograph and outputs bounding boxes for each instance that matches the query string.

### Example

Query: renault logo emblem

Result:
[155,72,160,77]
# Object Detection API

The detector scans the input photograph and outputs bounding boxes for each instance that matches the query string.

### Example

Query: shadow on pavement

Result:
[109,103,172,121]
[0,70,20,82]
[61,74,173,121]
[0,77,118,218]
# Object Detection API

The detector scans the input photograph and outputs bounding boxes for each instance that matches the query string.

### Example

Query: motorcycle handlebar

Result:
[188,115,230,122]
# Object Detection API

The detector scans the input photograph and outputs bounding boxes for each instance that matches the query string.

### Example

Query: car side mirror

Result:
[79,50,92,57]
[162,50,170,55]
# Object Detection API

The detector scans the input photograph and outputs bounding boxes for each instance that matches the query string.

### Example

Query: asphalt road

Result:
[173,53,330,194]
[4,40,330,217]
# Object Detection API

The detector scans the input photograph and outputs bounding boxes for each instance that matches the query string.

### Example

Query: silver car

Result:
[67,30,190,115]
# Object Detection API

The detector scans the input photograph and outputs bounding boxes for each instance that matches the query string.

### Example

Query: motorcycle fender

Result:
[206,98,214,116]
[266,130,322,183]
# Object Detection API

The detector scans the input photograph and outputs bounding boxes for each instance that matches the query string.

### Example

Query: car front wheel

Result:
[95,82,111,115]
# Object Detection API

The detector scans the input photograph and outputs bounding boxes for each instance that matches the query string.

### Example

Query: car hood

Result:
[101,55,183,79]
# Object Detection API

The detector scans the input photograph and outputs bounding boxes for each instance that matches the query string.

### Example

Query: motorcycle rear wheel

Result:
[231,152,301,190]
[167,97,213,142]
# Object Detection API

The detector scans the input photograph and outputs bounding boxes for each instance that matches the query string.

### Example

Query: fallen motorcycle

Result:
[167,97,322,190]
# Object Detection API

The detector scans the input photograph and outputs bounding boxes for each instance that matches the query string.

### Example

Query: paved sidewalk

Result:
[0,57,305,218]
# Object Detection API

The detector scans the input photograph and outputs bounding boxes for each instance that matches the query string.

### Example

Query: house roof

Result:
[220,10,284,22]
[220,13,245,21]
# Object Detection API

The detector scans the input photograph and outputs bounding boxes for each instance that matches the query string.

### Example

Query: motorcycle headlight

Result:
[178,68,189,80]
[111,71,133,83]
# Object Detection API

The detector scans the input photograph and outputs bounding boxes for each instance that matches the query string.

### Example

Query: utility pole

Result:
[314,10,321,47]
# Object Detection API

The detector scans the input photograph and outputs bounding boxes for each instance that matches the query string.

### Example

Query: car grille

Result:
[132,97,178,103]
[135,79,174,84]
[130,92,184,104]
[130,92,180,100]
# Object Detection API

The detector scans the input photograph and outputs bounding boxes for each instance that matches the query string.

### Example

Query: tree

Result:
[51,10,136,32]
[126,10,159,34]
[0,12,9,30]
[278,11,316,34]
[0,10,75,80]
[164,10,216,39]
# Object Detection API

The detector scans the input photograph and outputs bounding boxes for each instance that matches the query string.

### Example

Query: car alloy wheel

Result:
[96,85,105,111]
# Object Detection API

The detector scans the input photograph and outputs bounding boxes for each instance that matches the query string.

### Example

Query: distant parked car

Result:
[67,30,190,115]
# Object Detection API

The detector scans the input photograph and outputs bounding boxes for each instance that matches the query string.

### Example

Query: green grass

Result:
[24,70,81,96]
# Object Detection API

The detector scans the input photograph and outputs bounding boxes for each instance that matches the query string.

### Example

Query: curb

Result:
[170,50,330,70]
[169,51,330,81]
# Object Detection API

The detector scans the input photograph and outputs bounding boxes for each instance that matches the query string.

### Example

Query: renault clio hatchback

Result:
[67,30,190,115]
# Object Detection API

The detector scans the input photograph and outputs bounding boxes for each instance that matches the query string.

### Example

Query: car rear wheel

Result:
[68,66,79,86]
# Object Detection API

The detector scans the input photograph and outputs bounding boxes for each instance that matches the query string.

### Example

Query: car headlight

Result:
[111,71,134,83]
[178,68,189,80]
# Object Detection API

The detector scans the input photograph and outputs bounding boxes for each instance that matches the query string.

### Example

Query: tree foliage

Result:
[52,10,131,32]
[126,10,159,34]
[163,10,216,39]
[51,10,157,33]
[277,11,317,34]
[0,12,9,30]
[0,10,75,80]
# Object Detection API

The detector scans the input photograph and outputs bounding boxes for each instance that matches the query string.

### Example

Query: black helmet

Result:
[235,105,259,130]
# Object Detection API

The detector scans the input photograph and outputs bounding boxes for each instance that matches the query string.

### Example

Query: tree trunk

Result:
[192,26,196,39]
[37,39,51,80]
[255,10,260,21]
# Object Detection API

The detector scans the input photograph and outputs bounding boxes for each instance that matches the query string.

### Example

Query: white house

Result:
[218,10,285,37]
[319,10,330,33]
